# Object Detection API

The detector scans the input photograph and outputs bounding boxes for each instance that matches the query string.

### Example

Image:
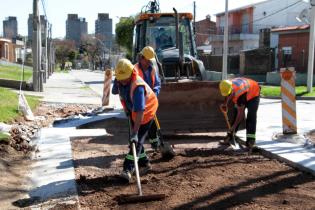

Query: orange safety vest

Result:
[134,63,156,88]
[129,74,158,125]
[231,78,260,104]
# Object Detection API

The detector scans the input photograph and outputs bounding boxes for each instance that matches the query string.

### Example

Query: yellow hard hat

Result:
[141,46,155,60]
[219,80,232,96]
[115,58,134,81]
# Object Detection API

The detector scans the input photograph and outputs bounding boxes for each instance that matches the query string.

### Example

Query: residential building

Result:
[271,24,314,73]
[28,14,47,43]
[195,15,216,47]
[66,14,88,47]
[3,16,17,39]
[0,38,15,62]
[95,13,113,51]
[211,0,309,55]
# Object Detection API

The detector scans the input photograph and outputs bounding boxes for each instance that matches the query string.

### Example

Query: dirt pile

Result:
[1,103,98,154]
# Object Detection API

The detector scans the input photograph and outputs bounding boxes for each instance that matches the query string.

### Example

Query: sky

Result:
[0,0,268,38]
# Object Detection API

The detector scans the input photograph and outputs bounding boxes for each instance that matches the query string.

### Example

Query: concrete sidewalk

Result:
[238,98,315,175]
[23,71,101,105]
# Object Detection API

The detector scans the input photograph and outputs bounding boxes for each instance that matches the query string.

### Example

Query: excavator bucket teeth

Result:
[157,81,231,134]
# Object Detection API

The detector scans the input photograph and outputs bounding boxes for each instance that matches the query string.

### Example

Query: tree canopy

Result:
[115,16,135,59]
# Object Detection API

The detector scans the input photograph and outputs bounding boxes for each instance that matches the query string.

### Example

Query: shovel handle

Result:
[132,142,143,196]
[154,115,161,130]
[222,110,231,130]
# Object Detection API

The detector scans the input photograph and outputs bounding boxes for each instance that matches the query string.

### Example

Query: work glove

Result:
[129,132,138,144]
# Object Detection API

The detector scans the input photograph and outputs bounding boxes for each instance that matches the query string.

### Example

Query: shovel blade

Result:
[229,136,241,150]
[160,142,176,159]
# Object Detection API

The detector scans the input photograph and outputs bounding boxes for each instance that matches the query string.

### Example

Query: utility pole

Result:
[47,23,51,77]
[193,1,196,35]
[32,0,40,91]
[44,19,48,82]
[222,0,229,80]
[38,15,43,92]
[307,0,315,92]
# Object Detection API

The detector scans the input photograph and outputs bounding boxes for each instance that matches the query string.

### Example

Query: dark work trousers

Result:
[123,119,153,172]
[148,120,158,140]
[232,96,260,144]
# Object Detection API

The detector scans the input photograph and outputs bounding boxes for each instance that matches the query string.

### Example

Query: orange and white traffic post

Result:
[102,69,112,106]
[280,67,297,134]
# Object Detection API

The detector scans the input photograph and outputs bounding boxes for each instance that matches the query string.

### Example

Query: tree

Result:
[54,39,76,70]
[81,35,104,70]
[115,16,135,59]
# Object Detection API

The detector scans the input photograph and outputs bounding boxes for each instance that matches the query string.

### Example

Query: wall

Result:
[199,54,239,73]
[277,31,312,73]
[266,71,315,85]
[253,0,308,33]
[195,17,216,46]
[240,47,275,75]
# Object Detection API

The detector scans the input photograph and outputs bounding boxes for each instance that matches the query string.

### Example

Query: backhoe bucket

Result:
[157,80,229,134]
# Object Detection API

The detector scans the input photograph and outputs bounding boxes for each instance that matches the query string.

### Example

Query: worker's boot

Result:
[121,158,135,183]
[138,157,151,175]
[246,139,255,155]
[120,170,132,183]
[149,137,160,152]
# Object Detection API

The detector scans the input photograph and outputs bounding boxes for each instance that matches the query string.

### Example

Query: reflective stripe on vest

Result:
[129,75,158,125]
[134,63,156,88]
[232,78,260,104]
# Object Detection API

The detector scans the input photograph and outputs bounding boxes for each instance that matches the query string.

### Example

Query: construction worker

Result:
[219,78,260,150]
[134,46,161,151]
[112,58,158,183]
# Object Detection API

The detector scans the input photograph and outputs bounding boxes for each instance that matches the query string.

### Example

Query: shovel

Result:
[154,115,176,159]
[220,106,240,150]
[116,117,166,204]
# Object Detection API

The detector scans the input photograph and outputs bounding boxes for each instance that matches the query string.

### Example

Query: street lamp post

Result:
[307,0,315,92]
[222,0,229,80]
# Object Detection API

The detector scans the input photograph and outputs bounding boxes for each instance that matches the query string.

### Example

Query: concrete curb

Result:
[261,96,315,100]
[0,78,32,90]
[259,147,315,176]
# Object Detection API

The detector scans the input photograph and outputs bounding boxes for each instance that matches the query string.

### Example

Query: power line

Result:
[40,0,48,20]
[247,0,303,25]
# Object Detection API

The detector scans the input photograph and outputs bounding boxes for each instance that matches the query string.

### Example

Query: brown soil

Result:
[0,103,98,209]
[72,118,315,210]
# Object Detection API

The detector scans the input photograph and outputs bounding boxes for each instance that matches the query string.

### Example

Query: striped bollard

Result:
[280,67,297,134]
[102,69,112,106]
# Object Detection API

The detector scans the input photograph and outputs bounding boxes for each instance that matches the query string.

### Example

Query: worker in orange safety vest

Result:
[112,58,159,183]
[219,77,260,150]
[134,46,161,151]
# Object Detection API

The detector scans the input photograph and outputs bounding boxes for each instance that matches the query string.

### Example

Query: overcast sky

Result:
[0,0,273,38]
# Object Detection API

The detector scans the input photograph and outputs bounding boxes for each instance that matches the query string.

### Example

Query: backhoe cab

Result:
[133,7,206,81]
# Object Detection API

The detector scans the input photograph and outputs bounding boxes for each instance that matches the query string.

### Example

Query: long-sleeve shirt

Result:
[139,63,161,96]
[112,79,145,112]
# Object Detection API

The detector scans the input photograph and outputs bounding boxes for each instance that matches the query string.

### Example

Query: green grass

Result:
[0,64,33,81]
[0,132,10,143]
[0,87,41,123]
[261,85,315,97]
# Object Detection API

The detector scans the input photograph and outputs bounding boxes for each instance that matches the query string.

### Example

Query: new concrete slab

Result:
[237,98,315,175]
[29,127,107,208]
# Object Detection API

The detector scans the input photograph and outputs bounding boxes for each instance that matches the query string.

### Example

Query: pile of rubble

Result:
[1,103,99,153]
